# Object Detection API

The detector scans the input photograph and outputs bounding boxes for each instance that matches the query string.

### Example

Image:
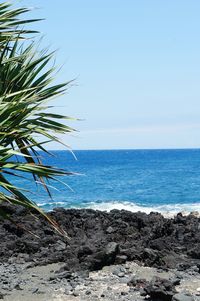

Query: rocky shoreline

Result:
[0,204,200,300]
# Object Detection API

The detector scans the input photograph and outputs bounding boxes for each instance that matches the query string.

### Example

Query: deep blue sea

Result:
[11,149,200,215]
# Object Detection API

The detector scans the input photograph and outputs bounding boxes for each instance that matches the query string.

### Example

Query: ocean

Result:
[10,149,200,215]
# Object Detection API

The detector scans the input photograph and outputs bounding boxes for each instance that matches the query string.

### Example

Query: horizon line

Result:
[47,147,200,152]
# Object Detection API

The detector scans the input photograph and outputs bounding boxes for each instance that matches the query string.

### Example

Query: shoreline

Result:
[0,203,200,300]
[81,202,200,219]
[39,200,200,219]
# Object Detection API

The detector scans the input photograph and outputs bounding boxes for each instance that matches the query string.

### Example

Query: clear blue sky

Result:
[20,0,200,149]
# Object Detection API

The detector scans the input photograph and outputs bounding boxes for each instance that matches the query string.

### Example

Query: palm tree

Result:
[0,2,76,236]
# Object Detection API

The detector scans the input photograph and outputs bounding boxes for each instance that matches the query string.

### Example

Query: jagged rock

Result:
[0,203,199,274]
[143,277,177,301]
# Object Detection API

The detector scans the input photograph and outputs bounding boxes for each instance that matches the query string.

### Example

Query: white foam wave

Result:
[37,199,200,217]
[37,201,66,207]
[84,201,200,217]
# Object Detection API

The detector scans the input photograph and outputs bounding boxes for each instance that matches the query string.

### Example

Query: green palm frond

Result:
[0,2,41,47]
[0,2,77,237]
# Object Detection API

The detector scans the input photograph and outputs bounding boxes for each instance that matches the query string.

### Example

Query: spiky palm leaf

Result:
[0,2,40,47]
[0,2,76,237]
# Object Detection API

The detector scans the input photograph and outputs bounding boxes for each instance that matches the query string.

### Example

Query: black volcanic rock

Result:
[143,277,178,301]
[0,203,200,273]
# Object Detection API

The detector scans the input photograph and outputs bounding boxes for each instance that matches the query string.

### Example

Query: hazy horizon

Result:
[48,147,200,152]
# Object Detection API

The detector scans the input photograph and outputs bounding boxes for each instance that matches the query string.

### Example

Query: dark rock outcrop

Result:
[143,277,179,301]
[0,203,200,273]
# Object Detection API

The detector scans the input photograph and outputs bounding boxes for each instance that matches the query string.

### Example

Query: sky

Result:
[18,0,200,150]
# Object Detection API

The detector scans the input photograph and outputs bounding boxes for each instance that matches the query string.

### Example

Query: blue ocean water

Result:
[10,149,200,214]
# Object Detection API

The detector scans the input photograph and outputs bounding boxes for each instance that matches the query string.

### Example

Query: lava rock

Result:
[0,203,200,274]
[143,277,177,301]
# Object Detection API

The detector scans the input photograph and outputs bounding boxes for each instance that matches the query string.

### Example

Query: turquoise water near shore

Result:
[10,149,200,214]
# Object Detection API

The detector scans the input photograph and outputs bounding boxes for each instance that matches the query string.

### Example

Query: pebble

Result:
[172,293,195,301]
[73,290,79,296]
[14,284,23,290]
[112,266,126,276]
[106,226,115,234]
[32,288,39,294]
[118,272,125,277]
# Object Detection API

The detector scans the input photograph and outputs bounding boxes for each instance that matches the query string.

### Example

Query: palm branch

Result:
[0,2,40,47]
[0,2,77,237]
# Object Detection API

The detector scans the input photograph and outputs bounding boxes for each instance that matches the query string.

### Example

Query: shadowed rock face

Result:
[0,203,200,273]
